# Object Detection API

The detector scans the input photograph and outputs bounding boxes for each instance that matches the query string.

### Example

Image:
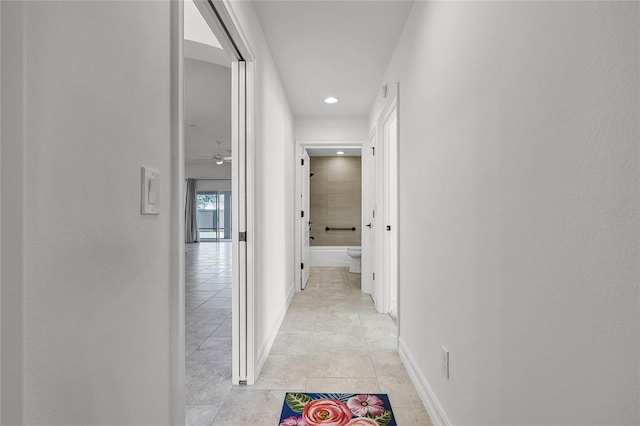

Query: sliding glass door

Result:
[197,191,232,242]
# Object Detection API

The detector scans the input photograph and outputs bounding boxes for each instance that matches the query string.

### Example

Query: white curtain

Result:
[185,179,200,243]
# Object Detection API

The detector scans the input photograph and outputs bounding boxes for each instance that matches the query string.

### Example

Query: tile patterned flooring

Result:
[185,243,432,426]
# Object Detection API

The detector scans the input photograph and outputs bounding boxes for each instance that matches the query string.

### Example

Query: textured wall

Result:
[310,156,361,246]
[21,1,175,423]
[294,116,369,141]
[1,2,26,423]
[370,2,639,424]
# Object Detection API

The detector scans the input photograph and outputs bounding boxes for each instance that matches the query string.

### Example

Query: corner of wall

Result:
[399,337,451,426]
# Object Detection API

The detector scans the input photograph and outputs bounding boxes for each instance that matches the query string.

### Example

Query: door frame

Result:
[192,0,257,386]
[169,2,185,420]
[294,140,365,292]
[171,4,257,422]
[373,83,399,316]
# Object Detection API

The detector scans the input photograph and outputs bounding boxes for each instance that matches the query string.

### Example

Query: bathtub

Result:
[308,246,360,267]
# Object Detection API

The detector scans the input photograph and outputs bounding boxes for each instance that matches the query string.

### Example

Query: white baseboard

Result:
[255,282,296,377]
[399,337,451,426]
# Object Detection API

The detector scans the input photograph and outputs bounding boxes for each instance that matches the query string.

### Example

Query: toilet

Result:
[346,247,361,273]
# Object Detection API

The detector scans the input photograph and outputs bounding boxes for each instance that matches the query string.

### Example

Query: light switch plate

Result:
[141,166,160,215]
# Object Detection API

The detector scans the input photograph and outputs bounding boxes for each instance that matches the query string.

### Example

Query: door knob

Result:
[366,223,372,228]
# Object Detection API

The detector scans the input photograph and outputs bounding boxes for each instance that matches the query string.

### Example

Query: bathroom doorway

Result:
[295,142,364,292]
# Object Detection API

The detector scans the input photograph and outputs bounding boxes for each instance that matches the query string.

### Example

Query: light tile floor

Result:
[185,243,432,426]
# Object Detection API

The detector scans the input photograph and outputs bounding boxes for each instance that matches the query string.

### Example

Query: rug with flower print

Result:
[279,392,397,426]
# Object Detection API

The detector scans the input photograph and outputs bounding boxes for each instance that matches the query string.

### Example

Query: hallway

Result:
[185,243,432,425]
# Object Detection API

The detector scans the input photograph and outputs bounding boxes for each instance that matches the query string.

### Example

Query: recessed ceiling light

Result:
[336,151,345,155]
[324,97,339,104]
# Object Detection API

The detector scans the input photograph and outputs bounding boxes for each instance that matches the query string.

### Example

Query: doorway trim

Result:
[373,83,399,317]
[169,1,185,423]
[294,140,365,292]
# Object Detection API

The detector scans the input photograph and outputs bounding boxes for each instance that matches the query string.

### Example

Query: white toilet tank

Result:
[346,247,362,273]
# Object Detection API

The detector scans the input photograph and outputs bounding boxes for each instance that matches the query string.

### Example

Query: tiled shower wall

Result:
[309,156,361,246]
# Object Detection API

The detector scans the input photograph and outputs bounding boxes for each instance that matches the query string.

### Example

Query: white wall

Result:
[186,161,231,192]
[195,180,231,193]
[2,2,178,424]
[295,115,368,142]
[1,2,25,424]
[186,161,230,179]
[226,2,296,374]
[371,2,639,424]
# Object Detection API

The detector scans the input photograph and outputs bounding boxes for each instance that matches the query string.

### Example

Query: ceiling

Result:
[253,1,413,116]
[184,0,232,166]
[184,1,412,164]
[185,0,222,49]
[184,58,232,163]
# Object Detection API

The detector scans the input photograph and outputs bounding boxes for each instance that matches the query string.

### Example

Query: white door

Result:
[364,132,379,302]
[231,60,249,383]
[361,132,375,295]
[301,150,311,289]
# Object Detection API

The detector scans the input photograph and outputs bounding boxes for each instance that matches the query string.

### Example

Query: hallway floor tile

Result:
[185,243,432,426]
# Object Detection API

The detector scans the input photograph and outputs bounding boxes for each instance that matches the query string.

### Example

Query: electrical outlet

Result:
[441,346,449,379]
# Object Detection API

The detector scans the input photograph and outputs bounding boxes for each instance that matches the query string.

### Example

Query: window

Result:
[197,191,232,241]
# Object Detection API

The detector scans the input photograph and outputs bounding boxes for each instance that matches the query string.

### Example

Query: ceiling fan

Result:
[195,141,232,165]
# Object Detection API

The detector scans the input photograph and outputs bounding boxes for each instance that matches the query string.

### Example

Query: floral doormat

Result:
[279,392,397,426]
